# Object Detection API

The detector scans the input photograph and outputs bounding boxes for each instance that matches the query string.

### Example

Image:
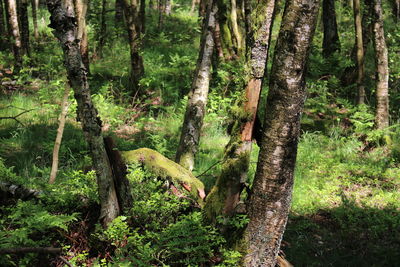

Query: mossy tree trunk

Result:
[373,0,389,129]
[19,0,29,56]
[122,0,144,96]
[31,0,39,39]
[242,0,319,265]
[322,0,340,57]
[175,0,217,171]
[204,0,277,222]
[73,0,89,73]
[46,0,120,227]
[6,0,22,70]
[354,0,365,104]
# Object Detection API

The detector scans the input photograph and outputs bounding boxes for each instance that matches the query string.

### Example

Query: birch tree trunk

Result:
[73,0,89,73]
[6,0,22,69]
[204,0,277,221]
[122,0,144,95]
[322,0,340,57]
[373,0,389,129]
[243,0,320,265]
[49,84,70,184]
[31,0,39,39]
[46,0,120,227]
[175,0,217,171]
[354,0,365,104]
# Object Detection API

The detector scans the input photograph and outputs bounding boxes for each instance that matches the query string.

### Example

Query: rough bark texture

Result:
[46,0,120,227]
[373,0,389,129]
[73,0,89,73]
[19,0,29,56]
[204,0,277,222]
[49,84,70,184]
[322,0,340,57]
[175,0,217,171]
[6,0,22,69]
[354,0,365,104]
[31,0,39,39]
[122,0,144,95]
[243,0,319,265]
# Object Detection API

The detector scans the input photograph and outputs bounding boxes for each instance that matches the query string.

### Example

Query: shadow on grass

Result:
[284,200,400,266]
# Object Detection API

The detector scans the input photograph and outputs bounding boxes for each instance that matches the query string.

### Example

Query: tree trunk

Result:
[175,0,217,171]
[139,0,145,33]
[354,0,365,104]
[230,0,242,55]
[243,0,320,265]
[31,0,39,39]
[6,0,22,69]
[0,0,7,48]
[49,84,70,184]
[190,0,198,14]
[46,0,120,227]
[373,0,389,129]
[322,0,340,57]
[19,0,29,56]
[204,0,277,221]
[73,0,89,73]
[165,0,170,15]
[214,21,224,58]
[98,0,106,58]
[122,0,144,95]
[115,0,123,25]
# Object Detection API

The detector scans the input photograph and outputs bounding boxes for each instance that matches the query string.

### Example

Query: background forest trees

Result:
[0,0,399,266]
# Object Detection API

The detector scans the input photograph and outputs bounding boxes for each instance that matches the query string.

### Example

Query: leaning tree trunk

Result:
[31,0,39,39]
[354,0,365,104]
[73,0,89,73]
[322,0,340,57]
[175,0,217,171]
[204,0,277,221]
[373,0,389,129]
[19,0,29,56]
[46,0,120,227]
[6,0,22,69]
[243,0,320,265]
[122,0,144,95]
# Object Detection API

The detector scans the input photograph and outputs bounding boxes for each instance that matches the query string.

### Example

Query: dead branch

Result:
[0,247,62,254]
[0,107,36,126]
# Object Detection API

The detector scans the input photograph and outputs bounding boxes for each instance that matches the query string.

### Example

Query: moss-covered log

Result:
[122,148,206,207]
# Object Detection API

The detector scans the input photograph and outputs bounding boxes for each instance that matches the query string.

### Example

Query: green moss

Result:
[121,148,205,207]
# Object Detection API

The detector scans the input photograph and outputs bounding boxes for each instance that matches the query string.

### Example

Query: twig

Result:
[59,256,74,267]
[197,160,224,177]
[0,108,36,126]
[0,247,62,254]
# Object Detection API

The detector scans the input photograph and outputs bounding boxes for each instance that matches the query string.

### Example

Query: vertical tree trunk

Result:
[354,0,365,104]
[243,0,320,265]
[98,0,107,58]
[73,0,89,73]
[139,0,145,33]
[214,21,224,59]
[175,0,217,171]
[0,0,7,48]
[190,0,198,15]
[19,0,29,56]
[322,0,340,57]
[204,0,277,221]
[164,0,170,15]
[31,0,39,39]
[373,0,389,129]
[122,0,144,95]
[158,0,164,29]
[6,0,23,69]
[115,0,123,25]
[46,0,120,227]
[49,84,70,184]
[230,0,242,55]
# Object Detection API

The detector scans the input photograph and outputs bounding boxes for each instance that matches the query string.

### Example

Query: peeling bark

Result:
[6,0,22,69]
[243,0,319,265]
[46,0,120,227]
[175,0,217,171]
[204,0,277,221]
[373,0,389,129]
[322,0,340,57]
